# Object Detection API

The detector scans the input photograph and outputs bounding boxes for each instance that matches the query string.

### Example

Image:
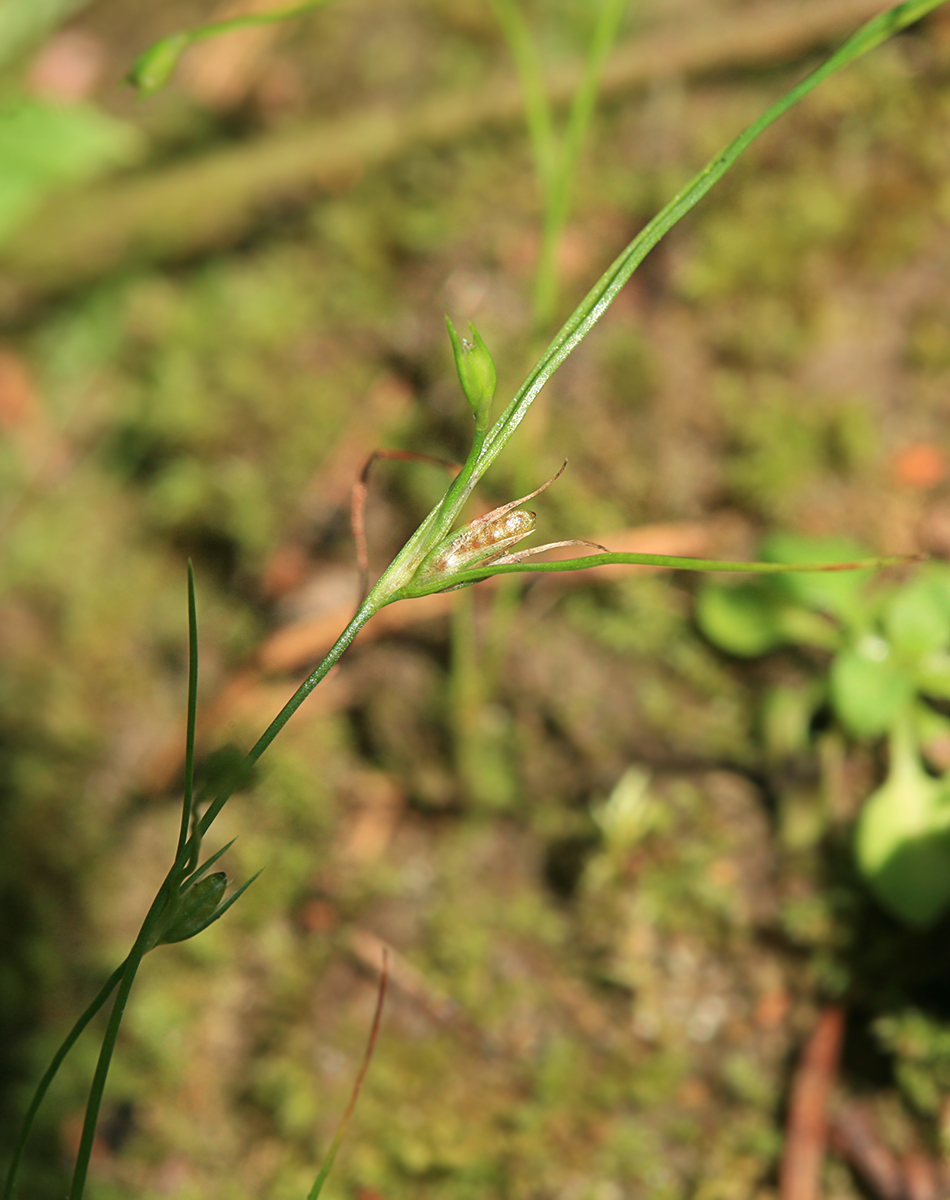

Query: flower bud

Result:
[446,317,496,431]
[128,33,190,93]
[160,872,227,944]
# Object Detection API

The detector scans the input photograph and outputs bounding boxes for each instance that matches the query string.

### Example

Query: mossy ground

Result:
[4,2,950,1196]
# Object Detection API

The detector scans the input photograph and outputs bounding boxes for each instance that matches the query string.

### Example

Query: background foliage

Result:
[4,1,950,1196]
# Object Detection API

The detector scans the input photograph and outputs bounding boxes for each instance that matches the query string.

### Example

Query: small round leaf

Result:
[830,644,914,737]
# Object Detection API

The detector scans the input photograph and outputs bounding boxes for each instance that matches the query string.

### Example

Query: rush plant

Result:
[6,2,945,1196]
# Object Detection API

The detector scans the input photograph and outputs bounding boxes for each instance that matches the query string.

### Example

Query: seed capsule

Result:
[159,872,227,944]
[428,508,536,576]
[414,462,570,591]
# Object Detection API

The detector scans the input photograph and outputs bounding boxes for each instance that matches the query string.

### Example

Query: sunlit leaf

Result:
[695,581,791,657]
[857,723,950,928]
[884,567,950,662]
[917,651,950,701]
[831,641,915,737]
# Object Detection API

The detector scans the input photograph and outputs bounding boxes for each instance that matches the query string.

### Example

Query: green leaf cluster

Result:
[698,539,950,928]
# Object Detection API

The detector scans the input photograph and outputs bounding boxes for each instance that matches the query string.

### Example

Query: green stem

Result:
[170,0,333,45]
[427,427,487,540]
[887,709,922,787]
[64,852,189,1200]
[2,960,127,1200]
[401,549,920,597]
[196,594,379,839]
[7,554,383,1196]
[67,950,147,1200]
[56,586,383,1195]
[65,851,193,1200]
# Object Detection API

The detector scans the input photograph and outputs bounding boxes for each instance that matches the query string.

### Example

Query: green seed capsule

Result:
[160,872,227,944]
[446,317,496,431]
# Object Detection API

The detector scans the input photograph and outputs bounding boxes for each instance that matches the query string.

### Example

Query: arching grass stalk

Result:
[8,3,944,1195]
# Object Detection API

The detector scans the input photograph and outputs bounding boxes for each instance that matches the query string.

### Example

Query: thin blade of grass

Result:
[180,838,238,890]
[431,550,925,592]
[188,869,264,938]
[489,0,558,190]
[67,952,146,1200]
[1,959,128,1200]
[178,561,199,868]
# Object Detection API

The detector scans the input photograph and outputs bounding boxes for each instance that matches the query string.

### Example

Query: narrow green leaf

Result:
[181,838,237,890]
[179,561,199,865]
[488,0,557,189]
[533,0,628,325]
[2,960,127,1200]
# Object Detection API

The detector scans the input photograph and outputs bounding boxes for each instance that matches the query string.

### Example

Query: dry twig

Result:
[780,1007,845,1200]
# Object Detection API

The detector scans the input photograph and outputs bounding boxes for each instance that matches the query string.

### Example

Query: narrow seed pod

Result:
[160,872,228,944]
[415,462,569,591]
[428,508,536,576]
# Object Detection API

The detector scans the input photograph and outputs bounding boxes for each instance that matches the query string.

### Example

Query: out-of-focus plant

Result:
[0,95,141,246]
[874,1008,950,1116]
[127,0,338,94]
[5,1,943,1196]
[698,538,950,929]
[0,0,94,72]
[489,0,628,327]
